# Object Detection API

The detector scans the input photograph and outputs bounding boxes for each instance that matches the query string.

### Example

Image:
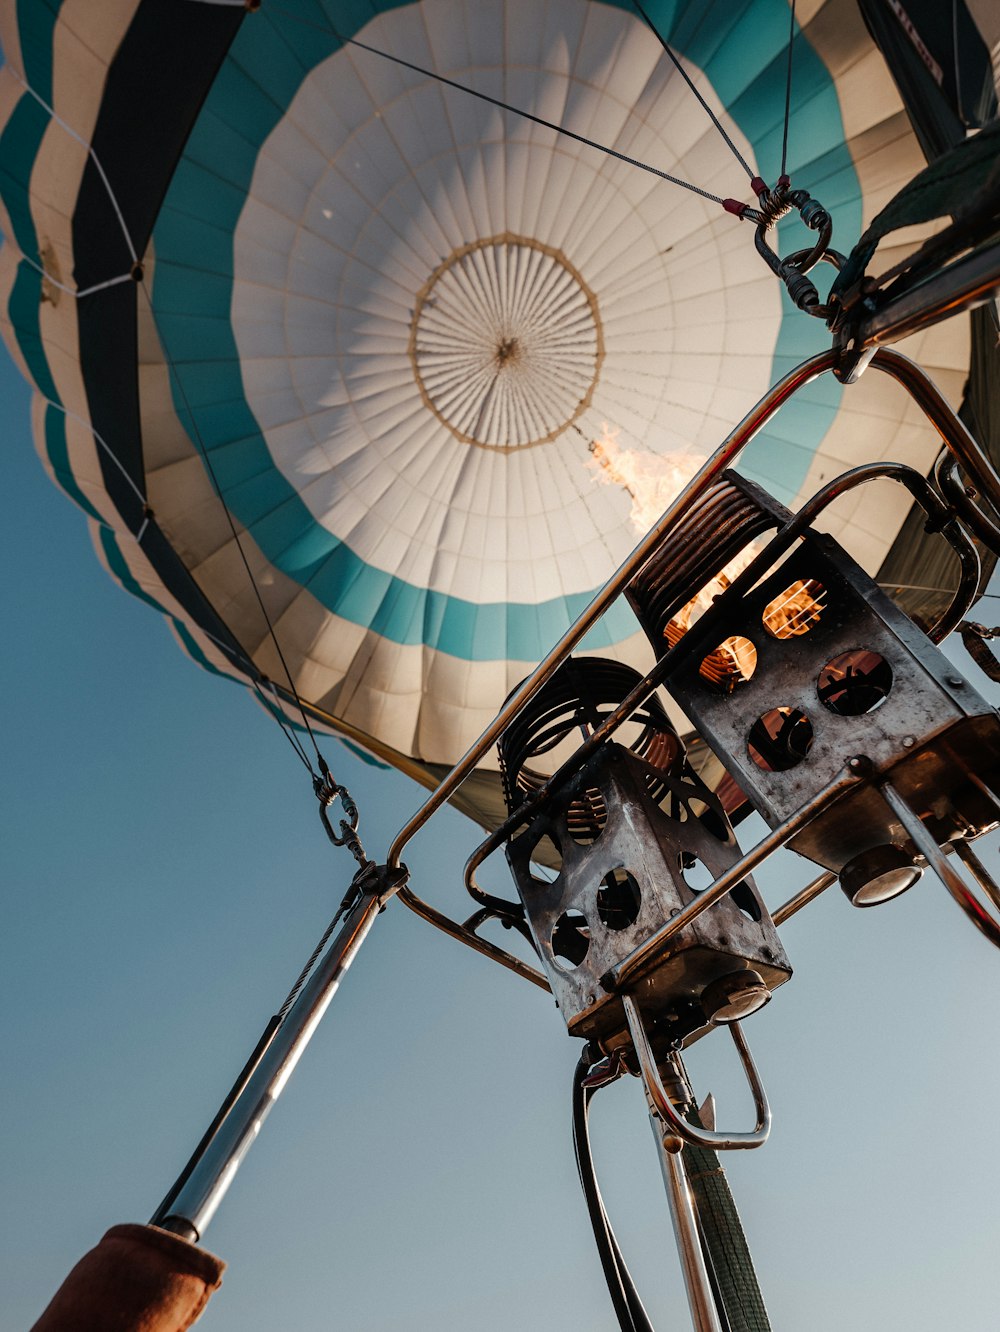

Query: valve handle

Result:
[623,993,771,1151]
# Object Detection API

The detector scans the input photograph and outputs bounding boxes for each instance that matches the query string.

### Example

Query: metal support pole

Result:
[772,870,838,926]
[646,1092,725,1332]
[870,350,1000,516]
[955,840,1000,917]
[156,874,397,1241]
[879,783,1000,952]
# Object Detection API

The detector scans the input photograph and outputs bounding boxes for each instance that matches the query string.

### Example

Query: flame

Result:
[587,423,824,671]
[762,579,826,638]
[588,423,755,646]
[588,424,702,535]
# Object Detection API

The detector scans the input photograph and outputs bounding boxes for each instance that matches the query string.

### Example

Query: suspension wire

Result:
[35,394,150,511]
[251,679,316,774]
[164,603,318,770]
[40,364,318,773]
[9,57,330,777]
[275,878,364,1021]
[136,280,326,772]
[7,64,138,266]
[5,242,134,299]
[780,0,797,179]
[629,0,756,181]
[266,2,742,215]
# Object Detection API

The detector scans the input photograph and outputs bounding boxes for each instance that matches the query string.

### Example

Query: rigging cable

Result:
[780,0,797,180]
[266,2,764,220]
[572,1051,655,1332]
[137,279,328,776]
[3,62,339,783]
[251,679,316,775]
[629,0,756,181]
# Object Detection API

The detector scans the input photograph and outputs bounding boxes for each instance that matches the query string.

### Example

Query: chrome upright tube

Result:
[157,887,385,1240]
[772,870,839,926]
[646,1096,725,1332]
[871,349,1000,515]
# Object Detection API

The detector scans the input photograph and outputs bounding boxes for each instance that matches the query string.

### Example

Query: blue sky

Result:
[5,326,1000,1331]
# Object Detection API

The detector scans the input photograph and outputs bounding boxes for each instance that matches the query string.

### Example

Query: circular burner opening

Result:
[747,706,814,771]
[818,649,893,716]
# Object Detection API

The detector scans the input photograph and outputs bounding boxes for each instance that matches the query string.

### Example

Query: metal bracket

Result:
[622,993,770,1151]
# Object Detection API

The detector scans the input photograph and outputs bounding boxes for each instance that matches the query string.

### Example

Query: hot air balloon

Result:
[4,0,1000,1328]
[2,0,990,797]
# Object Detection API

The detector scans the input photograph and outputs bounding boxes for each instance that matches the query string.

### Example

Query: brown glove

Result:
[30,1223,225,1332]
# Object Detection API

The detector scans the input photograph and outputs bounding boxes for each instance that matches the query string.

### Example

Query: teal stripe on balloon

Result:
[43,404,103,522]
[98,527,229,683]
[0,1,81,511]
[15,0,58,104]
[151,0,860,662]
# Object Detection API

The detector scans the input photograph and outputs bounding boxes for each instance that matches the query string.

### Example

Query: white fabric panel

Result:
[232,0,779,612]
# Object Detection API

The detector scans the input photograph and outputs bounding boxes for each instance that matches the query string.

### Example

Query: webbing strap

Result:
[833,117,1000,295]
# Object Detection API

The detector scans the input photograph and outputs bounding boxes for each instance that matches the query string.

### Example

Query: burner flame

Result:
[588,424,702,535]
[589,424,823,670]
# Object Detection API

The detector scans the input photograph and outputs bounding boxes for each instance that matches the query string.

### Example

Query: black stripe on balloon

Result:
[71,0,252,676]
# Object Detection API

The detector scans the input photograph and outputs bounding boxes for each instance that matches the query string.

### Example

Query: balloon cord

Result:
[629,0,756,181]
[136,280,327,773]
[265,2,746,216]
[781,0,797,179]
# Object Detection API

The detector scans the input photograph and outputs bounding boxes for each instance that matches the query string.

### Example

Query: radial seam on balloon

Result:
[330,104,478,286]
[407,232,604,451]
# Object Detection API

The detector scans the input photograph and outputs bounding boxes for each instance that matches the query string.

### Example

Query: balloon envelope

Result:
[0,0,970,813]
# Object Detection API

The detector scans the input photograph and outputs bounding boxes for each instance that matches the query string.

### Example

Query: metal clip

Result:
[314,759,369,867]
[623,993,770,1151]
[753,180,844,317]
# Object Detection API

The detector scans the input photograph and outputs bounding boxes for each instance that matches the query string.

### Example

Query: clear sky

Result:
[5,323,1000,1332]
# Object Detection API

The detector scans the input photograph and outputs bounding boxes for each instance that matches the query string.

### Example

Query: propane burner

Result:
[498,657,791,1043]
[626,468,1000,890]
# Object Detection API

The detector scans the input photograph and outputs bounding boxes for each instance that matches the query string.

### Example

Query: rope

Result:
[630,0,756,180]
[266,2,745,216]
[137,280,326,773]
[7,64,138,266]
[780,0,797,179]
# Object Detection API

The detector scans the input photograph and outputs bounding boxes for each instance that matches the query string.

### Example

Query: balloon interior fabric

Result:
[0,0,971,817]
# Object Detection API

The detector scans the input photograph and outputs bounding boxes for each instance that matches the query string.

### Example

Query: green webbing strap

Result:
[683,1140,772,1332]
[832,117,1000,296]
